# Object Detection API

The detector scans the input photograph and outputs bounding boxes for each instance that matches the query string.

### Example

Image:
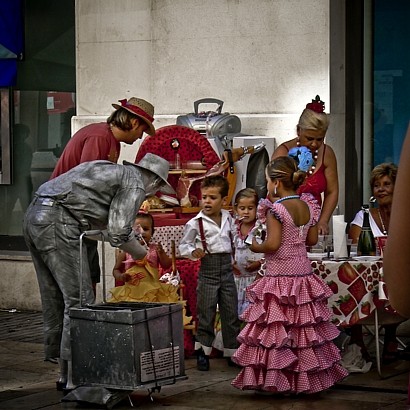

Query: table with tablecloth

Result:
[311,258,408,377]
[310,258,392,327]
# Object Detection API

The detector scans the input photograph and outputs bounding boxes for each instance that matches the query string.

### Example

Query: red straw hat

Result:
[112,97,155,136]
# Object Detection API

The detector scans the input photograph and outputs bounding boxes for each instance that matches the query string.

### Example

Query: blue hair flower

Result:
[288,146,314,172]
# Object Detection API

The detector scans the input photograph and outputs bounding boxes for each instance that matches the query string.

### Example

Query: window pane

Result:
[0,90,75,248]
[0,88,12,185]
[373,0,410,165]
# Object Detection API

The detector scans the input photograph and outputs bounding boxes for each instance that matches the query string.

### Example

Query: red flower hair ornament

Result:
[306,95,325,113]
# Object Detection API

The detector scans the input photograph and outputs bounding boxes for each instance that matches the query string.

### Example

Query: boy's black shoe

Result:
[196,349,210,371]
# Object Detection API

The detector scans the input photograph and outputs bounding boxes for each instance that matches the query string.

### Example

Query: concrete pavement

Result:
[0,310,409,409]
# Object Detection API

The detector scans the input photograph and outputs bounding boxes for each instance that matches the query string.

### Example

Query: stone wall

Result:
[0,0,332,310]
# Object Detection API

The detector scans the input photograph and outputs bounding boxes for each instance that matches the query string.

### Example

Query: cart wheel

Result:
[148,386,161,401]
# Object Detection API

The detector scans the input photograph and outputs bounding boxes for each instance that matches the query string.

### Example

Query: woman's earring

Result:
[274,186,277,195]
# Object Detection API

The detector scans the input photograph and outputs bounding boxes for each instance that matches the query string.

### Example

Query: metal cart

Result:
[66,231,187,406]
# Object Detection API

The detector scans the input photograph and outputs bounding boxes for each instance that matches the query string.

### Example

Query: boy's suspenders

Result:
[198,216,234,255]
[198,217,209,253]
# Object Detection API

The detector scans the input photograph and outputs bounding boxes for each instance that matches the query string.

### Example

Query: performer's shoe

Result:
[45,357,58,364]
[56,380,67,391]
[62,382,77,396]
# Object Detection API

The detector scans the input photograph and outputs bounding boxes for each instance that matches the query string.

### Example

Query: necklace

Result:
[377,208,388,235]
[277,195,300,203]
[297,139,318,175]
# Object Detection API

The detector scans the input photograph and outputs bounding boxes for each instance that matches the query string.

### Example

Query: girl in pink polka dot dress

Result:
[231,156,348,394]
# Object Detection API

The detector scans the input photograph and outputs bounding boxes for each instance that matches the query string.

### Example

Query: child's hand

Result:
[156,242,166,256]
[254,273,263,281]
[249,237,259,252]
[122,273,132,282]
[192,248,206,259]
[233,262,241,276]
[245,260,261,273]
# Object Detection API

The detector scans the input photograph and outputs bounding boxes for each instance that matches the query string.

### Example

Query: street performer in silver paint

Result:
[22,153,175,390]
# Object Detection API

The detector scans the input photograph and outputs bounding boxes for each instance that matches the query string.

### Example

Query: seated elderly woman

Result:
[348,162,399,364]
[349,162,397,241]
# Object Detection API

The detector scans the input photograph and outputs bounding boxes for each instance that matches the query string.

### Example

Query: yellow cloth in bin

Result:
[109,260,192,326]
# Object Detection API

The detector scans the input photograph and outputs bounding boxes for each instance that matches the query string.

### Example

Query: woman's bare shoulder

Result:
[272,140,293,157]
[324,143,336,156]
[323,143,337,165]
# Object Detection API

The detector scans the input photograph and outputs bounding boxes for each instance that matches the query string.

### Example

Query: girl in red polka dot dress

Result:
[231,156,348,394]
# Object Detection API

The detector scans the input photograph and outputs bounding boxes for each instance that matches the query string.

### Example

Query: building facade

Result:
[0,0,408,309]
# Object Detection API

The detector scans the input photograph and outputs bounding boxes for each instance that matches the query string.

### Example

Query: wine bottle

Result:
[357,204,376,256]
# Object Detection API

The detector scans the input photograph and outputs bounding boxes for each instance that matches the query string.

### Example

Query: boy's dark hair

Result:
[200,175,229,198]
[136,212,155,235]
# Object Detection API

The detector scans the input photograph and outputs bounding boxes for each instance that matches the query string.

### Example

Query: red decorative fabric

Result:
[175,259,200,322]
[135,125,220,198]
[170,258,200,358]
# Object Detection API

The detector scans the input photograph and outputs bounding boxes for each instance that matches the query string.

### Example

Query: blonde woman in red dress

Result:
[272,96,338,235]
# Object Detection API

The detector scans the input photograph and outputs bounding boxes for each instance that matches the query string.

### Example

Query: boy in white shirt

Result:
[179,175,240,371]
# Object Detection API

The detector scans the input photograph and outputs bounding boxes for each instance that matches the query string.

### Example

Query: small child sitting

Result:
[110,211,178,303]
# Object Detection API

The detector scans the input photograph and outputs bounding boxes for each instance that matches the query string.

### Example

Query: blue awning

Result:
[0,0,23,86]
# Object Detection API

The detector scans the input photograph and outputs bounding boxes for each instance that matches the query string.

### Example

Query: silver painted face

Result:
[144,174,164,197]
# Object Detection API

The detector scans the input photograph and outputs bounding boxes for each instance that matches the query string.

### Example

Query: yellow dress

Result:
[109,251,179,303]
[109,245,193,326]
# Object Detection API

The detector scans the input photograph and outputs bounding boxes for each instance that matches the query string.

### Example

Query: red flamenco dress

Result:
[231,193,348,394]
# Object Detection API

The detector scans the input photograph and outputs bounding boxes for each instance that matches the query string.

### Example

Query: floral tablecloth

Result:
[311,259,390,327]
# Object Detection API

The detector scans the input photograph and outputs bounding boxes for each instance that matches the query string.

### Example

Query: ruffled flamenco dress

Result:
[231,194,348,394]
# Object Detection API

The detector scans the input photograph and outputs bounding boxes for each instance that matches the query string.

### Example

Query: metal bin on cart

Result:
[70,301,186,390]
[69,230,187,392]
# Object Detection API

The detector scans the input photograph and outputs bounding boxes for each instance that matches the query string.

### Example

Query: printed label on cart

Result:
[140,347,180,382]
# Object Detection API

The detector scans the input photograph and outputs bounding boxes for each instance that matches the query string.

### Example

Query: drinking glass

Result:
[346,237,353,258]
[311,235,325,253]
[324,235,333,257]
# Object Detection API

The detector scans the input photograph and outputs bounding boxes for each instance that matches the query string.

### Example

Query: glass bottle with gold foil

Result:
[357,204,376,256]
